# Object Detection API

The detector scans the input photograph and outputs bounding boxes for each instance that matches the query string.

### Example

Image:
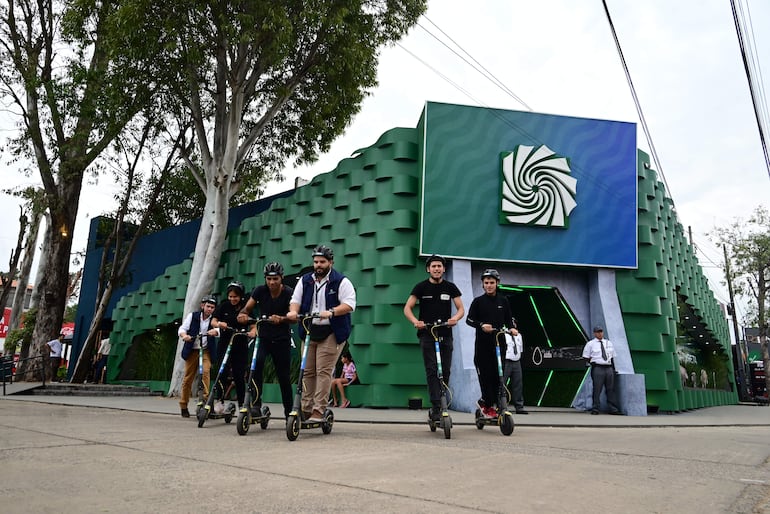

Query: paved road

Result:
[0,399,768,513]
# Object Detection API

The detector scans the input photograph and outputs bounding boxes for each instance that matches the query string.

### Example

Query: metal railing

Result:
[1,354,48,395]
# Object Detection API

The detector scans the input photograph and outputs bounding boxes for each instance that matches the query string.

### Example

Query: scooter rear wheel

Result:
[443,414,452,439]
[474,409,485,429]
[259,406,270,430]
[286,415,300,441]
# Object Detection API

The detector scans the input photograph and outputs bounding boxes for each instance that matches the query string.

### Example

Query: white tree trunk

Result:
[29,213,50,310]
[167,173,233,396]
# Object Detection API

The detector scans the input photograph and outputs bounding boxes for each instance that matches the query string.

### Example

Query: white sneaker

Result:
[214,401,225,415]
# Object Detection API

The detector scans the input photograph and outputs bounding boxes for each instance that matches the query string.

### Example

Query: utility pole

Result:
[724,244,748,401]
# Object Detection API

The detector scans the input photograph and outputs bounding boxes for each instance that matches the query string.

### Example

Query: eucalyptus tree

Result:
[5,187,46,333]
[710,206,770,396]
[161,0,427,393]
[0,0,171,378]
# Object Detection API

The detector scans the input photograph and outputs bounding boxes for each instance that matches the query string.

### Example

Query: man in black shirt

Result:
[466,269,521,417]
[403,255,464,421]
[237,262,295,418]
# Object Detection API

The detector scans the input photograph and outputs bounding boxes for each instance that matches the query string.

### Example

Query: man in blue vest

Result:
[177,295,220,418]
[286,245,356,423]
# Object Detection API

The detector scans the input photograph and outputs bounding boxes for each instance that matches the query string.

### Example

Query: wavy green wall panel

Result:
[107,126,427,405]
[617,150,735,411]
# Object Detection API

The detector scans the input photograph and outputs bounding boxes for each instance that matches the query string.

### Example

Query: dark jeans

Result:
[50,357,61,381]
[94,356,107,383]
[254,337,293,418]
[591,364,619,413]
[474,343,498,407]
[419,334,453,408]
[503,359,524,410]
[218,337,248,406]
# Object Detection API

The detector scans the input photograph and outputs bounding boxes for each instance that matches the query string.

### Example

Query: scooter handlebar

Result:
[299,313,324,332]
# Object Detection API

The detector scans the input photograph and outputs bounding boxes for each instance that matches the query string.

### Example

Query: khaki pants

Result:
[180,349,212,408]
[301,334,344,416]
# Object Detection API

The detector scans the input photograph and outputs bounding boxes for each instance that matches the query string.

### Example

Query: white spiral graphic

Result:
[501,145,577,227]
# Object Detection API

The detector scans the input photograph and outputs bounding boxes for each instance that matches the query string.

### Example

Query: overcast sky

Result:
[2,0,769,322]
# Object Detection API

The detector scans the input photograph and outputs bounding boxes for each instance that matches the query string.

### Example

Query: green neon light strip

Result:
[498,285,522,292]
[515,285,554,290]
[559,296,585,335]
[572,367,591,406]
[537,370,554,406]
[529,296,552,347]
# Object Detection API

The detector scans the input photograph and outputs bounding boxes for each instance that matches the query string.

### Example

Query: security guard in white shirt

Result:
[582,326,623,415]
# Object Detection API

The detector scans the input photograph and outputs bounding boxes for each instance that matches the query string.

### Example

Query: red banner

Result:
[0,308,9,339]
[60,322,75,338]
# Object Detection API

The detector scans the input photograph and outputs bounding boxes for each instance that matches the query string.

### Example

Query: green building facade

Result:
[99,104,734,414]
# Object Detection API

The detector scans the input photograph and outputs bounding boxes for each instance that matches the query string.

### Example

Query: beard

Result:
[314,266,330,279]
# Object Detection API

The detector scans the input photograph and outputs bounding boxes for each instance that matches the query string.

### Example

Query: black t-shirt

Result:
[213,299,248,346]
[409,279,462,337]
[248,284,293,340]
[466,292,516,351]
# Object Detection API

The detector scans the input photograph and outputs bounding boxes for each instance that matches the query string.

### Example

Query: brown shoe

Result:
[181,408,190,418]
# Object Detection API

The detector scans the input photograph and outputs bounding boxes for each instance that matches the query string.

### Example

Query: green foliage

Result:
[63,304,78,323]
[133,325,178,381]
[4,308,37,354]
[138,165,262,233]
[709,206,770,330]
[159,0,428,191]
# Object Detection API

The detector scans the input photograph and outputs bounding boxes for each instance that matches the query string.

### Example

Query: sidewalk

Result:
[2,385,769,427]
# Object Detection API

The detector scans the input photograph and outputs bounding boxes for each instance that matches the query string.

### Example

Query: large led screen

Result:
[420,102,637,268]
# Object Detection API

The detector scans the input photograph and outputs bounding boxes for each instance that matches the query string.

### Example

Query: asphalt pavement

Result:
[2,381,769,427]
[1,385,769,513]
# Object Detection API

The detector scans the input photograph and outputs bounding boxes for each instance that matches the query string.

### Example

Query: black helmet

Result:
[481,269,501,281]
[425,254,446,267]
[226,281,245,296]
[263,262,284,276]
[200,295,217,306]
[311,245,333,260]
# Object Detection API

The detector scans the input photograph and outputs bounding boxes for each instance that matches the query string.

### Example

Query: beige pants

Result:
[180,349,212,408]
[302,334,344,416]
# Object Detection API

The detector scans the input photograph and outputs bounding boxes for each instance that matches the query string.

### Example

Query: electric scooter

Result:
[426,321,452,439]
[197,333,237,428]
[236,317,271,435]
[286,314,334,441]
[191,334,218,417]
[474,327,515,436]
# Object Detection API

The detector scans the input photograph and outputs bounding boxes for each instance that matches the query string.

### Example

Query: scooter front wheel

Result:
[286,415,300,441]
[322,411,334,435]
[197,406,209,428]
[237,410,250,435]
[499,411,514,436]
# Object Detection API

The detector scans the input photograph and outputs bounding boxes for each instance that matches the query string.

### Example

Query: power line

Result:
[730,0,770,180]
[419,16,533,111]
[601,0,671,201]
[395,42,490,108]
